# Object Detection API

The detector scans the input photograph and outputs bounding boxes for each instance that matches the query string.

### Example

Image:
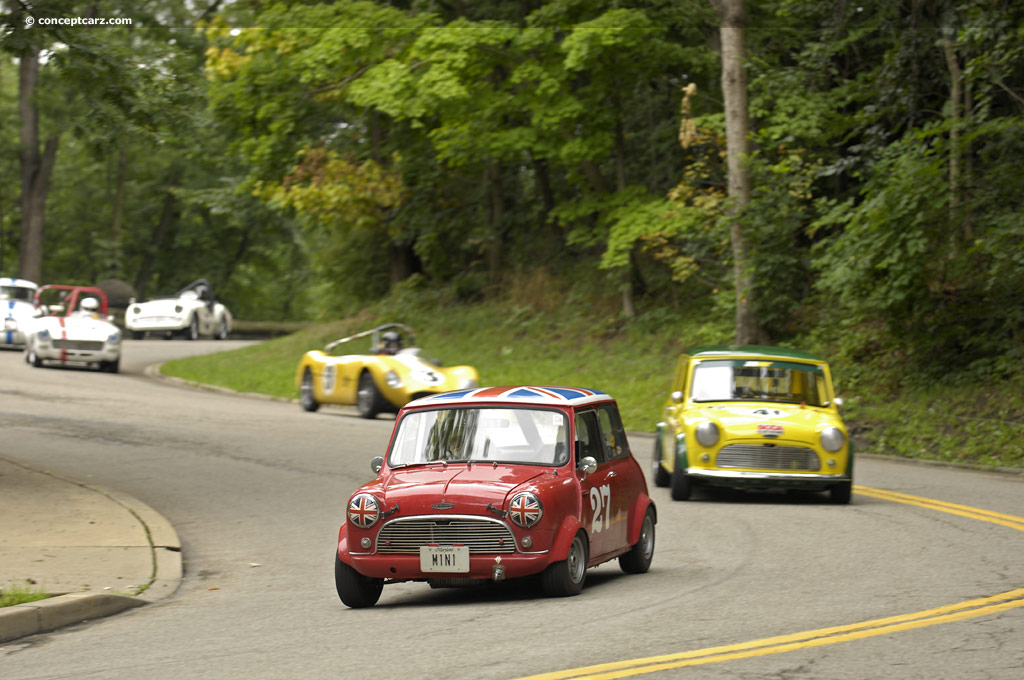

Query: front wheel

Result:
[26,344,42,368]
[299,369,320,412]
[356,372,385,419]
[215,317,228,340]
[182,316,198,341]
[334,554,383,608]
[829,481,852,505]
[101,358,120,374]
[670,461,693,501]
[619,508,655,574]
[542,532,588,597]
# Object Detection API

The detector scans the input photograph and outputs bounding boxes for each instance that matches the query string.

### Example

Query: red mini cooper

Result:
[334,386,657,608]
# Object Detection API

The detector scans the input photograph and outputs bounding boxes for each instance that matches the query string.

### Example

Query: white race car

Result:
[25,285,122,373]
[124,278,232,340]
[1,277,39,350]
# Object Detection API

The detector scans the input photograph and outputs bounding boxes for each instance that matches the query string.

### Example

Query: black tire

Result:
[334,554,383,608]
[670,459,693,501]
[542,532,588,597]
[182,316,198,341]
[215,317,228,340]
[356,372,386,419]
[652,436,670,488]
[27,345,42,368]
[830,481,852,505]
[101,358,120,374]
[299,369,320,412]
[619,507,656,574]
[131,331,145,340]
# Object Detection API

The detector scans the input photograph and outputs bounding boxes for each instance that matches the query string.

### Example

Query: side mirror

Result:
[577,455,597,478]
[671,391,683,404]
[370,456,384,474]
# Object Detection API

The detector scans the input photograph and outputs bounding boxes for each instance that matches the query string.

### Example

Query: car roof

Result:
[409,386,611,409]
[686,344,826,363]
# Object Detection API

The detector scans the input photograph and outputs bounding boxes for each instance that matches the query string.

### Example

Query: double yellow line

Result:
[517,485,1024,680]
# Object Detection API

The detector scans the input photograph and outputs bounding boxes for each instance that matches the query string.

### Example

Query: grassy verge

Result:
[161,276,1024,470]
[1,583,50,608]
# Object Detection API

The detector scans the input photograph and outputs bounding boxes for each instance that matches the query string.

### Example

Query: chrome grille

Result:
[52,339,103,351]
[716,444,820,471]
[376,516,516,554]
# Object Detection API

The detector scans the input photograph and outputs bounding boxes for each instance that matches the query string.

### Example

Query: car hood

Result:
[36,316,118,340]
[4,299,37,321]
[690,402,844,438]
[376,464,547,509]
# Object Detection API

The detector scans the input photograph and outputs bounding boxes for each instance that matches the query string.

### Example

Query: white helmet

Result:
[80,297,100,312]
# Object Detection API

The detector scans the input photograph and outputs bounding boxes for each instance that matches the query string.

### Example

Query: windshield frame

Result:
[386,405,571,469]
[688,358,831,407]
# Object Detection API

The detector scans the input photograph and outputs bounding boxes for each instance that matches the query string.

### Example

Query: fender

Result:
[549,514,587,563]
[337,522,354,564]
[674,431,689,473]
[625,494,656,546]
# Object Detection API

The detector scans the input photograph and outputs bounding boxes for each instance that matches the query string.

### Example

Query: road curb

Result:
[0,462,183,644]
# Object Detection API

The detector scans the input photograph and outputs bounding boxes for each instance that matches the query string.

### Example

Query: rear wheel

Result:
[299,369,320,412]
[619,508,655,574]
[652,436,670,488]
[334,554,383,608]
[356,372,386,419]
[542,532,588,597]
[215,317,228,340]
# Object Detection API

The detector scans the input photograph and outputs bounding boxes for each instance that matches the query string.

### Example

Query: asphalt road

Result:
[1,340,1023,679]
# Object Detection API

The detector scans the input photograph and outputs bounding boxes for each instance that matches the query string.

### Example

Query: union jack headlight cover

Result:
[347,494,381,529]
[508,492,543,528]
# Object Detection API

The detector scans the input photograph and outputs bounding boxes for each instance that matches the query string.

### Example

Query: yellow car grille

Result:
[376,517,517,554]
[716,444,821,471]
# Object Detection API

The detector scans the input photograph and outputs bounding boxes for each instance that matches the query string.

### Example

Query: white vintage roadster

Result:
[24,285,122,373]
[124,278,232,340]
[1,277,39,350]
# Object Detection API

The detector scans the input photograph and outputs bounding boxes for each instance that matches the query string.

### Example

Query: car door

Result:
[574,410,616,560]
[595,403,641,551]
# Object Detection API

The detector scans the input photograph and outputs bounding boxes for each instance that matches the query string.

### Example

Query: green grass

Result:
[1,583,50,608]
[161,276,1024,470]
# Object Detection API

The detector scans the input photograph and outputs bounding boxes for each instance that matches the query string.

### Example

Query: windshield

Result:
[690,359,830,407]
[0,285,34,302]
[389,407,569,467]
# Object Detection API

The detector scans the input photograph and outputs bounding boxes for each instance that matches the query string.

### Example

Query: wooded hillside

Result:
[2,0,1022,383]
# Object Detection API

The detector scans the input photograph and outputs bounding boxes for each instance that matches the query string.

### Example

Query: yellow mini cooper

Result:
[653,346,852,504]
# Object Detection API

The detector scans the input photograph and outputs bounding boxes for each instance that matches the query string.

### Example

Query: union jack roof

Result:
[410,385,610,408]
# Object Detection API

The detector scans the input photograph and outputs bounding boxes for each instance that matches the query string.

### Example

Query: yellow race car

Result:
[653,345,852,504]
[295,323,479,419]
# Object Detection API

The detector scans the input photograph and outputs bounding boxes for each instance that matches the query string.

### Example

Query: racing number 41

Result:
[589,484,611,533]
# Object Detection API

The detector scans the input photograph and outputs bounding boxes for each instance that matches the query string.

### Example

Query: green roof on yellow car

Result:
[686,345,826,362]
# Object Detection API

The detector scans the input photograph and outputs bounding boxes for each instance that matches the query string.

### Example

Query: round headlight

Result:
[695,421,720,447]
[132,306,141,315]
[347,494,381,529]
[385,370,402,388]
[108,332,121,344]
[508,492,543,528]
[820,427,845,452]
[174,305,183,313]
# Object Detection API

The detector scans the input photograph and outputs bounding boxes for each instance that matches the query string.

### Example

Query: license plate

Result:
[419,545,469,573]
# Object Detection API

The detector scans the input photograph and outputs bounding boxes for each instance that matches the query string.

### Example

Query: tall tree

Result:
[713,0,763,344]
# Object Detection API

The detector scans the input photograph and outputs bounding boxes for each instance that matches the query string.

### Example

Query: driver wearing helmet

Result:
[379,331,403,355]
[75,297,101,319]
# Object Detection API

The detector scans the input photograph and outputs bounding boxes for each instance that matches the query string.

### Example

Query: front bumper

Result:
[35,343,120,365]
[343,551,556,582]
[685,467,851,491]
[126,317,188,332]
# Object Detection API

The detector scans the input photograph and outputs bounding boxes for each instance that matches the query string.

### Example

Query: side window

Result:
[574,411,605,465]
[597,404,629,460]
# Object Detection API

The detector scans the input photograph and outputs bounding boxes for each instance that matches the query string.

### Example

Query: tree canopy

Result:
[1,0,1022,377]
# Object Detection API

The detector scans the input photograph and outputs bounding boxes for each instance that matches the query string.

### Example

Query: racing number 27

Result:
[589,484,611,533]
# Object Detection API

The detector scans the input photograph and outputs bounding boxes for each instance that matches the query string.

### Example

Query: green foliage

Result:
[0,583,49,608]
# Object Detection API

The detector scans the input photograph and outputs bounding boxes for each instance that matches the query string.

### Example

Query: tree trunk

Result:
[715,0,763,345]
[134,174,181,299]
[110,147,127,277]
[18,47,59,283]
